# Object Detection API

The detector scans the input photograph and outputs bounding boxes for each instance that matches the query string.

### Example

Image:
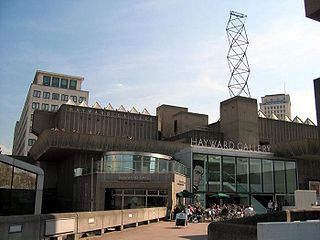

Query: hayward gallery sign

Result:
[191,138,271,153]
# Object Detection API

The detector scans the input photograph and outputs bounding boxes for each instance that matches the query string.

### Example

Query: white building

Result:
[12,70,89,156]
[259,94,291,120]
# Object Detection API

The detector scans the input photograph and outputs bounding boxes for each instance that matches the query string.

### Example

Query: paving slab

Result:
[96,221,209,240]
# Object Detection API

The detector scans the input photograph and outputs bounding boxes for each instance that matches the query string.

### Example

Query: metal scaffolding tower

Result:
[226,11,251,97]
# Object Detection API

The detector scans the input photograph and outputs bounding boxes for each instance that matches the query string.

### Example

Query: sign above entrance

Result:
[191,138,271,153]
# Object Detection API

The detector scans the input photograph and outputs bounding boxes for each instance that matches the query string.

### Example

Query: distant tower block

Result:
[226,11,251,97]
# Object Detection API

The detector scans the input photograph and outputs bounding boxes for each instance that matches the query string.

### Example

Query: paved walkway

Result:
[96,221,209,240]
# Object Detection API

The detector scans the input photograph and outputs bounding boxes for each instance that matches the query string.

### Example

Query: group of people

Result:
[205,203,256,221]
[174,203,256,223]
[267,199,279,213]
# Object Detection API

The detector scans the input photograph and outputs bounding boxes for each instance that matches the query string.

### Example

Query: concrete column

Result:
[220,96,259,146]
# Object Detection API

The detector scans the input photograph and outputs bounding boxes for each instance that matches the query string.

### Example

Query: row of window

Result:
[28,139,36,146]
[33,90,86,103]
[43,76,77,90]
[264,105,286,110]
[32,102,59,111]
[265,110,285,114]
[193,154,297,194]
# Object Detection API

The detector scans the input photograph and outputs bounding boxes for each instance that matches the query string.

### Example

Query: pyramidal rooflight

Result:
[79,100,88,107]
[92,101,102,109]
[130,106,139,114]
[142,108,150,115]
[66,98,76,106]
[118,105,126,112]
[105,103,114,110]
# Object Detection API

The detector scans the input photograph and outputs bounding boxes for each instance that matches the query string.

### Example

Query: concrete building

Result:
[259,94,291,120]
[156,104,208,140]
[12,70,89,156]
[304,0,320,22]
[26,96,319,214]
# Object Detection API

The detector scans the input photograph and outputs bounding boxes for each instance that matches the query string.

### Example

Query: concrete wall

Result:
[0,207,167,240]
[208,209,320,240]
[257,220,320,240]
[258,118,317,145]
[157,104,188,139]
[173,111,208,135]
[295,190,317,209]
[220,96,259,145]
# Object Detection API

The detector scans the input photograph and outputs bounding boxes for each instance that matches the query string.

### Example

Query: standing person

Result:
[267,200,274,213]
[274,201,278,212]
[187,205,194,222]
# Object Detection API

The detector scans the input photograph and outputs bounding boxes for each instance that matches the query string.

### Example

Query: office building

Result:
[12,70,89,156]
[259,94,291,120]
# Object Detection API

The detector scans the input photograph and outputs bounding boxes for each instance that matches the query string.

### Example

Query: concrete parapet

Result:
[207,209,320,240]
[0,214,41,240]
[257,220,320,240]
[0,207,167,240]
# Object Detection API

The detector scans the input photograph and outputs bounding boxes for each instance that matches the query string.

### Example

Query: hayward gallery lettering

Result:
[191,138,271,152]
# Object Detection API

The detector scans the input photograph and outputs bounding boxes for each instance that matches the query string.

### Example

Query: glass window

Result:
[33,90,41,98]
[223,156,236,192]
[43,76,51,86]
[51,105,59,111]
[12,167,36,190]
[60,78,68,88]
[159,159,168,173]
[71,95,77,103]
[28,139,36,146]
[121,155,133,173]
[0,162,13,188]
[274,161,286,193]
[133,155,142,173]
[43,91,50,99]
[250,158,262,192]
[61,94,68,101]
[236,157,249,192]
[125,196,145,209]
[193,154,206,192]
[69,80,77,89]
[286,162,296,193]
[142,156,151,173]
[52,93,60,100]
[41,103,49,111]
[32,102,39,109]
[207,155,221,192]
[52,77,60,87]
[262,160,274,192]
[79,96,86,103]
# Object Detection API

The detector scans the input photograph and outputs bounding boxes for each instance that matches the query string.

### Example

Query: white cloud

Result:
[0,144,12,155]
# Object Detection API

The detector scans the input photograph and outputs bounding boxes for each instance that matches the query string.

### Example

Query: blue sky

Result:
[1,0,320,154]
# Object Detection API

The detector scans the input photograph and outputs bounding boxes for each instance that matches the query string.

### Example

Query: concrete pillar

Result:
[220,96,259,146]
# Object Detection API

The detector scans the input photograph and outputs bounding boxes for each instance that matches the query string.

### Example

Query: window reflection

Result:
[286,162,296,193]
[262,160,273,192]
[250,159,262,192]
[274,161,286,193]
[0,161,12,188]
[236,158,249,192]
[223,156,236,192]
[12,167,36,190]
